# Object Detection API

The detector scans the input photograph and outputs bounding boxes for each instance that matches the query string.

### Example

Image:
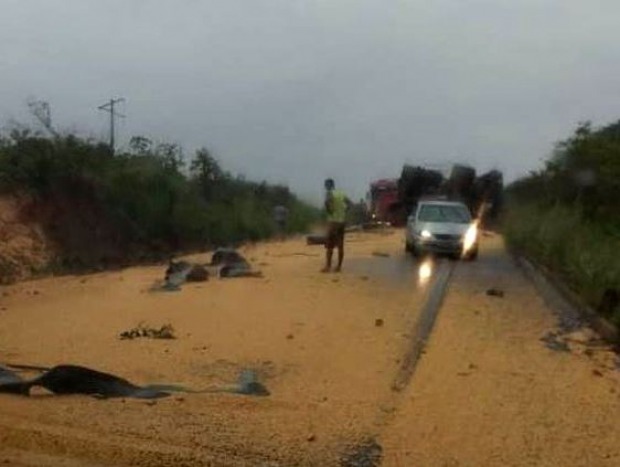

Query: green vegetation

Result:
[504,121,620,323]
[0,128,319,273]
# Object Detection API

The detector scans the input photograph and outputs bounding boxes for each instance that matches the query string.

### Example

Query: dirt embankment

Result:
[0,193,173,284]
[0,196,55,284]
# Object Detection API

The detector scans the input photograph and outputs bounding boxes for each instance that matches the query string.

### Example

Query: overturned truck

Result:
[396,165,445,225]
[395,164,503,225]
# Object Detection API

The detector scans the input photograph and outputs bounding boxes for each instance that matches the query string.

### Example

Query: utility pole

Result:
[97,98,125,154]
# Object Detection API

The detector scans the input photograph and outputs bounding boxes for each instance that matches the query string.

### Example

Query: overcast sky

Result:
[2,0,619,203]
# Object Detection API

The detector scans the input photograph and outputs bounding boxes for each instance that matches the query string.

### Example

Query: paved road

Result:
[0,230,618,466]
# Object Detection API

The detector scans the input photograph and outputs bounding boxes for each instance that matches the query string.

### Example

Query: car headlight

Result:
[420,230,432,239]
[463,223,478,253]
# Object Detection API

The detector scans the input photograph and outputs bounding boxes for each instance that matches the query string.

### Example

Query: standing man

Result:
[322,178,349,273]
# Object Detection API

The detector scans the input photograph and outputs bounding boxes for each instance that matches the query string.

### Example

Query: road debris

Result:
[340,439,383,467]
[486,287,505,298]
[540,332,570,352]
[0,364,270,399]
[165,260,209,283]
[152,249,263,291]
[212,248,263,278]
[119,323,176,340]
[0,364,170,399]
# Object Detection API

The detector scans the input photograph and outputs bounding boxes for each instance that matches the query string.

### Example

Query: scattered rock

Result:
[359,275,369,281]
[457,372,470,377]
[145,400,157,406]
[307,434,316,442]
[375,319,384,327]
[80,278,88,284]
[332,278,340,283]
[592,369,604,377]
[468,363,478,370]
[286,334,294,340]
[486,288,504,298]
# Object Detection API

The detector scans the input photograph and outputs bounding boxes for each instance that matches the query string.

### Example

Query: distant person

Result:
[322,179,350,273]
[273,204,289,241]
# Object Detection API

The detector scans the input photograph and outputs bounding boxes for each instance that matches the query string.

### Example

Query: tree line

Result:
[0,128,319,271]
[504,120,620,323]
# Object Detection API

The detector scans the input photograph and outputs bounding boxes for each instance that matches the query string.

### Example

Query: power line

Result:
[97,98,125,154]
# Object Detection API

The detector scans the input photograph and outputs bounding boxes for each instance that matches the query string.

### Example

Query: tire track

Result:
[391,259,455,391]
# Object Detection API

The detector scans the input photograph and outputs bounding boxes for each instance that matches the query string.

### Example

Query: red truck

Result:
[368,179,402,226]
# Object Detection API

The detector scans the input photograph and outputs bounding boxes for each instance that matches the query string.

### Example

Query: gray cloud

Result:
[2,0,619,202]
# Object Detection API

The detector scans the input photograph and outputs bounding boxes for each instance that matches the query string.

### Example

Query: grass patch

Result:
[503,202,620,324]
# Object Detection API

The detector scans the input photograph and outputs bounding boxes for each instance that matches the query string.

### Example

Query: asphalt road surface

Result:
[0,230,618,466]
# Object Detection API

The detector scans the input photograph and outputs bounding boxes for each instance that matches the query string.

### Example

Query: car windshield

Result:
[417,204,471,223]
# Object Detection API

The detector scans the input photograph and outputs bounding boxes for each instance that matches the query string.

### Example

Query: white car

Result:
[405,200,479,260]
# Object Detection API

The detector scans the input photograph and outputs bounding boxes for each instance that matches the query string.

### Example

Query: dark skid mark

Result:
[391,260,454,391]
